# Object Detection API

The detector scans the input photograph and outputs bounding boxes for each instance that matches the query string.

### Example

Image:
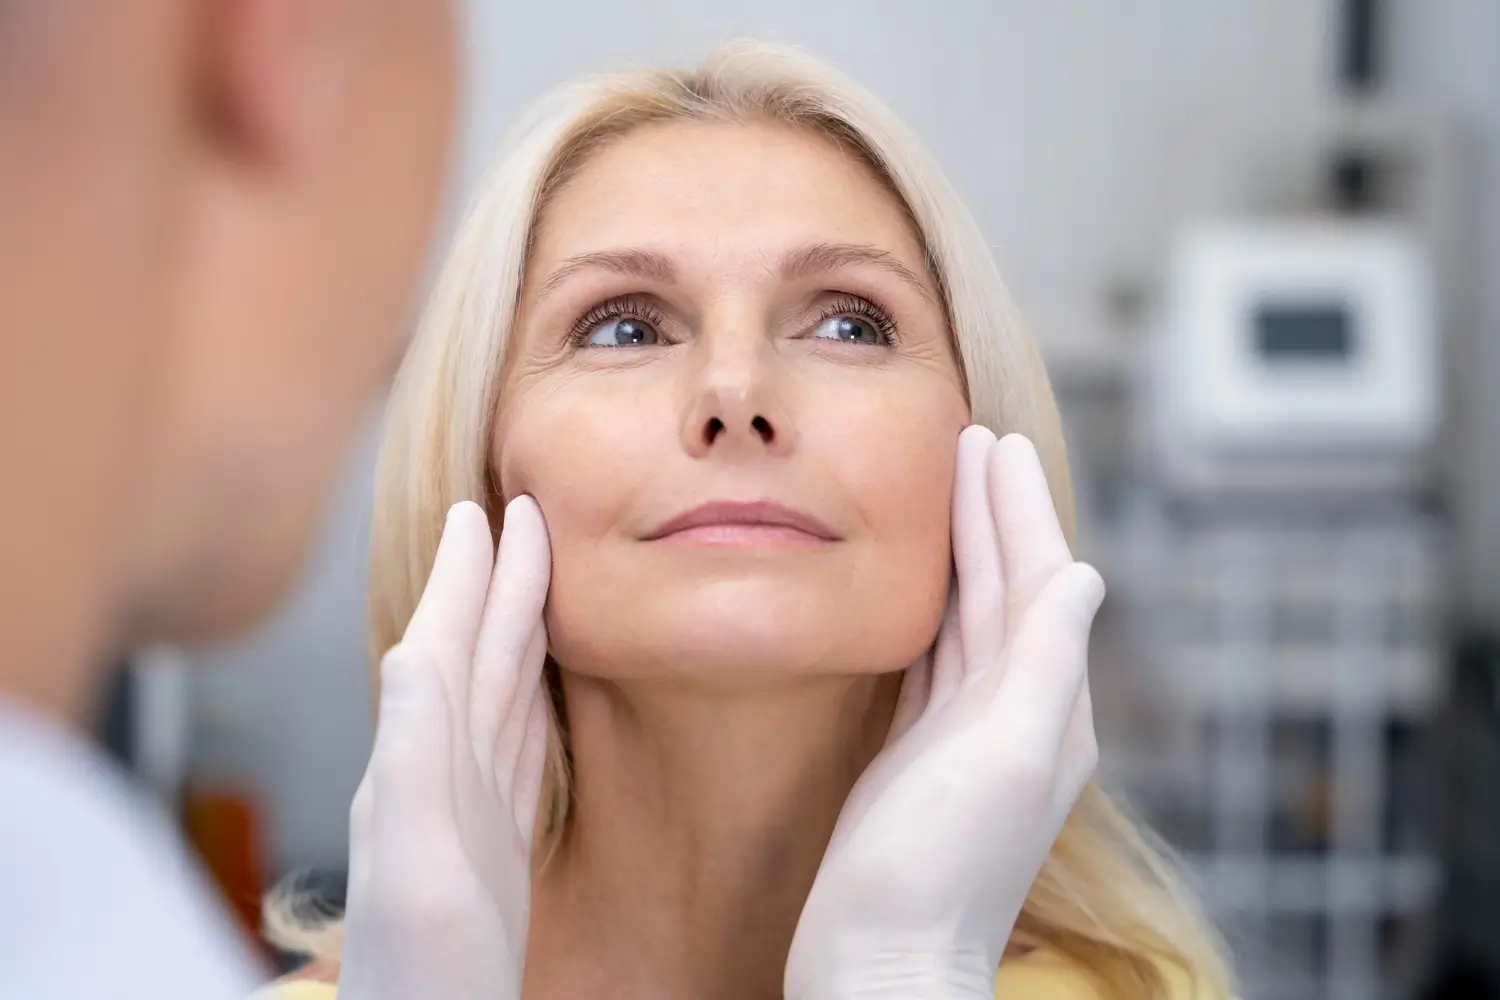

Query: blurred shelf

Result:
[1184,854,1439,915]
[1147,643,1445,716]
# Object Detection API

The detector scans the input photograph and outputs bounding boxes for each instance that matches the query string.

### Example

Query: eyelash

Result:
[818,294,899,346]
[566,294,668,346]
[566,292,901,348]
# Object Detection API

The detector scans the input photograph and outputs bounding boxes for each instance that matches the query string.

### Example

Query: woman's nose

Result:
[680,334,793,459]
[692,392,780,453]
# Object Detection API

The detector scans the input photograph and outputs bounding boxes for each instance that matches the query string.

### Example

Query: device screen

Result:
[1253,303,1355,362]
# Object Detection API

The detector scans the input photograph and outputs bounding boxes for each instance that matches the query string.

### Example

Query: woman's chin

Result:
[543,563,945,681]
[547,599,931,684]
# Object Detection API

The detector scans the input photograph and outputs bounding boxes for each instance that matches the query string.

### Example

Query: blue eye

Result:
[584,317,661,347]
[810,315,885,346]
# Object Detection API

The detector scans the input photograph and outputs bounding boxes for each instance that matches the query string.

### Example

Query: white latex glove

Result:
[338,498,551,1000]
[785,427,1105,1000]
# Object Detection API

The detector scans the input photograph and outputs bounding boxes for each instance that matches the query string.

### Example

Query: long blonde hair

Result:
[271,40,1231,999]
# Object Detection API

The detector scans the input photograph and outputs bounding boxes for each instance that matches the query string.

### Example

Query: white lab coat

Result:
[0,701,262,999]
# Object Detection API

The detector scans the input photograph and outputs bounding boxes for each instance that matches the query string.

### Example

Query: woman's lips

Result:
[643,500,840,547]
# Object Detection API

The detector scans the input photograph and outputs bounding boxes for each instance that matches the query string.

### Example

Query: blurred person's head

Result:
[0,0,457,715]
[275,41,1230,1000]
[0,2,187,709]
[126,0,458,641]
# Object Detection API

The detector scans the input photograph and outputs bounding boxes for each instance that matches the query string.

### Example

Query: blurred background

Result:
[100,2,1499,999]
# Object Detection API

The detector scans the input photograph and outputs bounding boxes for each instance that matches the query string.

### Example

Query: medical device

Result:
[1150,220,1439,497]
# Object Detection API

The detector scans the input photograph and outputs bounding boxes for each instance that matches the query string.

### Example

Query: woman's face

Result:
[495,119,969,681]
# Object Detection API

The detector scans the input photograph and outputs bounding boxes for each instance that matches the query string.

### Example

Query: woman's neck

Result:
[526,668,902,1000]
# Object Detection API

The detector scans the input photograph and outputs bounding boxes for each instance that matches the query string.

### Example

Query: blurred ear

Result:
[199,0,357,167]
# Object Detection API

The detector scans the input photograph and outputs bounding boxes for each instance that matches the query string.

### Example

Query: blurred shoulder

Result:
[253,951,1219,1000]
[252,962,339,1000]
[994,948,1218,1000]
[253,983,338,1000]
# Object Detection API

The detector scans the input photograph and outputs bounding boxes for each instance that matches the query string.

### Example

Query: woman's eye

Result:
[810,315,885,346]
[583,317,661,347]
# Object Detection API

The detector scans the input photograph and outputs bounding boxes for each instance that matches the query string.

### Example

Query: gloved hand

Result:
[338,498,551,1000]
[785,426,1105,1000]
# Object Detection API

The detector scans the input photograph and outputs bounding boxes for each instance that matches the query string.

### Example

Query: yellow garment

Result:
[261,949,1205,999]
[262,987,334,1000]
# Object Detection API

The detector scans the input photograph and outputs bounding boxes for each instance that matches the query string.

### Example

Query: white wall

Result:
[188,0,1500,874]
[1386,0,1500,622]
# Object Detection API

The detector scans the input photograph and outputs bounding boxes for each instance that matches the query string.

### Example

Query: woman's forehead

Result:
[528,119,931,277]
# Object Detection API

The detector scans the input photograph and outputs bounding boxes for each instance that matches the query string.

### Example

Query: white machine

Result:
[1125,216,1449,1000]
[1150,220,1439,496]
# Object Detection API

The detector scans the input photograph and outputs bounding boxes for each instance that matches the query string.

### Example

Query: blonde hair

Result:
[271,40,1232,999]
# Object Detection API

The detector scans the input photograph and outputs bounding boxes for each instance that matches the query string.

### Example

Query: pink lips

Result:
[644,500,840,547]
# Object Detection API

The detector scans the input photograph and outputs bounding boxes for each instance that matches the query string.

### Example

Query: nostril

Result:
[704,417,726,445]
[751,415,774,443]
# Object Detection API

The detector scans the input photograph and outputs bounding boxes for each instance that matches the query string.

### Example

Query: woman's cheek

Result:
[858,402,963,591]
[492,411,541,505]
[852,396,962,523]
[496,382,640,539]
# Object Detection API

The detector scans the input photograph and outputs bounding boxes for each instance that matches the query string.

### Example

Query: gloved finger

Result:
[988,434,1072,644]
[470,495,552,753]
[985,562,1104,765]
[512,692,551,853]
[347,771,376,896]
[492,620,548,784]
[399,501,496,704]
[926,589,966,710]
[952,425,1005,679]
[1058,676,1099,803]
[888,644,934,744]
[368,644,458,861]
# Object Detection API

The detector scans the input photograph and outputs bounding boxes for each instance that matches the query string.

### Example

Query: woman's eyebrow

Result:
[537,247,677,300]
[779,242,936,302]
[534,241,936,303]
